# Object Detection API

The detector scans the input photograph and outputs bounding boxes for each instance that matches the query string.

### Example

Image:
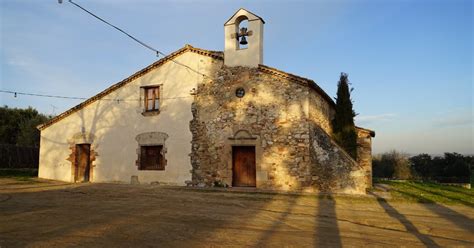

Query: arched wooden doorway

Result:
[74,144,91,182]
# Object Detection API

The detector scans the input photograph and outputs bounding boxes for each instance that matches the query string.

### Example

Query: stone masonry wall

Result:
[307,89,370,194]
[190,66,312,190]
[190,65,373,193]
[308,87,335,134]
[309,124,367,194]
[357,128,374,190]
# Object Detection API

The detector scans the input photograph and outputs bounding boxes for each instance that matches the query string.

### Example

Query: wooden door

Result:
[232,146,256,187]
[75,144,91,182]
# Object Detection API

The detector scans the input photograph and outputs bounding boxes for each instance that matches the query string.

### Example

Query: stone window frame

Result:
[224,129,265,187]
[135,132,169,171]
[140,84,163,116]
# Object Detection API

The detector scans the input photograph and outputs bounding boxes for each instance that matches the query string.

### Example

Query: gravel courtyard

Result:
[1,178,473,247]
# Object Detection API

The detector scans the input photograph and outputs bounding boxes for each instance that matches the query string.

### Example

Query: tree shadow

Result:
[253,194,299,247]
[314,195,342,248]
[39,50,217,184]
[369,192,440,247]
[438,185,474,198]
[391,188,474,234]
[0,183,279,247]
[406,182,474,207]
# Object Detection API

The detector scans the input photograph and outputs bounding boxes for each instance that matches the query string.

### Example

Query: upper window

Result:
[145,87,160,112]
[139,145,164,170]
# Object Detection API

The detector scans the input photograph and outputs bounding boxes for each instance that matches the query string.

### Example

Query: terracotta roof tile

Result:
[356,126,376,137]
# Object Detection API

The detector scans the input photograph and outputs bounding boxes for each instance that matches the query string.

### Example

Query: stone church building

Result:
[38,9,375,194]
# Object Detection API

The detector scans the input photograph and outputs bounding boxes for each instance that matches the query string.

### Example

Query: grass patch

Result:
[379,180,473,206]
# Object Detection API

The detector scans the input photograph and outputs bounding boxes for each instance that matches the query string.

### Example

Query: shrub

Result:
[372,150,413,179]
[331,73,357,160]
[374,151,472,183]
[410,154,432,178]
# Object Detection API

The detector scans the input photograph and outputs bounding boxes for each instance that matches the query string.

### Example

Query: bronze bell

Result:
[239,36,248,45]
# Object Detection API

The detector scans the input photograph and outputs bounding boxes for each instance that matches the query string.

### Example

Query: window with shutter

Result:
[139,145,165,170]
[144,86,160,112]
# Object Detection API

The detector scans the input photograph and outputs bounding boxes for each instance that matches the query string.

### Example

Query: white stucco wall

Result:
[224,9,264,67]
[38,51,221,185]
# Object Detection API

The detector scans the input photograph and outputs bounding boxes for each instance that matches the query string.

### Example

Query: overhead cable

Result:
[65,0,211,78]
[0,90,192,101]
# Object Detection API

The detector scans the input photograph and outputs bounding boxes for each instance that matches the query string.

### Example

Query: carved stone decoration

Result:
[229,129,256,140]
[135,132,169,146]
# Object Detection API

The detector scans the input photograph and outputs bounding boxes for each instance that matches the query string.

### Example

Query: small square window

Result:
[144,87,160,112]
[139,145,165,170]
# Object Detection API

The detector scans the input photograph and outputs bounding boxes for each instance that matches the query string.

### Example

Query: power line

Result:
[67,0,160,56]
[2,2,213,103]
[1,90,86,100]
[0,90,192,101]
[63,0,211,79]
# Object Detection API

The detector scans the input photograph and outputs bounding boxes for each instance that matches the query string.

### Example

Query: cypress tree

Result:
[332,72,358,160]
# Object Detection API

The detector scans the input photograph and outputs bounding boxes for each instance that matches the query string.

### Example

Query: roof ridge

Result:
[38,45,355,132]
[356,126,376,137]
[38,45,222,130]
[224,8,266,25]
[258,64,335,107]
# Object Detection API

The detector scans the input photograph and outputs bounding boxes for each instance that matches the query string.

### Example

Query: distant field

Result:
[375,180,473,206]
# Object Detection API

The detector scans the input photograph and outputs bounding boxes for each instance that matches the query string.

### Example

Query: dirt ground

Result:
[0,178,473,247]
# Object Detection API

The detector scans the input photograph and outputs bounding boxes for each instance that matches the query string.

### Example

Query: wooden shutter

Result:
[140,146,164,170]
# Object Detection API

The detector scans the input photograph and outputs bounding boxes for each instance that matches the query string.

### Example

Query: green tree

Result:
[372,154,394,178]
[410,153,432,178]
[441,153,470,181]
[331,72,358,159]
[372,150,413,179]
[0,106,51,147]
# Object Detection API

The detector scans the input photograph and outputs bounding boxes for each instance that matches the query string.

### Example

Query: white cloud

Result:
[7,58,32,67]
[433,114,473,128]
[3,52,81,90]
[355,113,396,125]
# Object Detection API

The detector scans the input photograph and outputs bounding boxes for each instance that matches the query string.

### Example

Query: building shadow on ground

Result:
[370,192,440,247]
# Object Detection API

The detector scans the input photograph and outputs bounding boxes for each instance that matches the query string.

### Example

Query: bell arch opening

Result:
[236,16,249,50]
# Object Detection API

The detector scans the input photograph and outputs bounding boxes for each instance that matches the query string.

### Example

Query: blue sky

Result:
[1,0,472,155]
